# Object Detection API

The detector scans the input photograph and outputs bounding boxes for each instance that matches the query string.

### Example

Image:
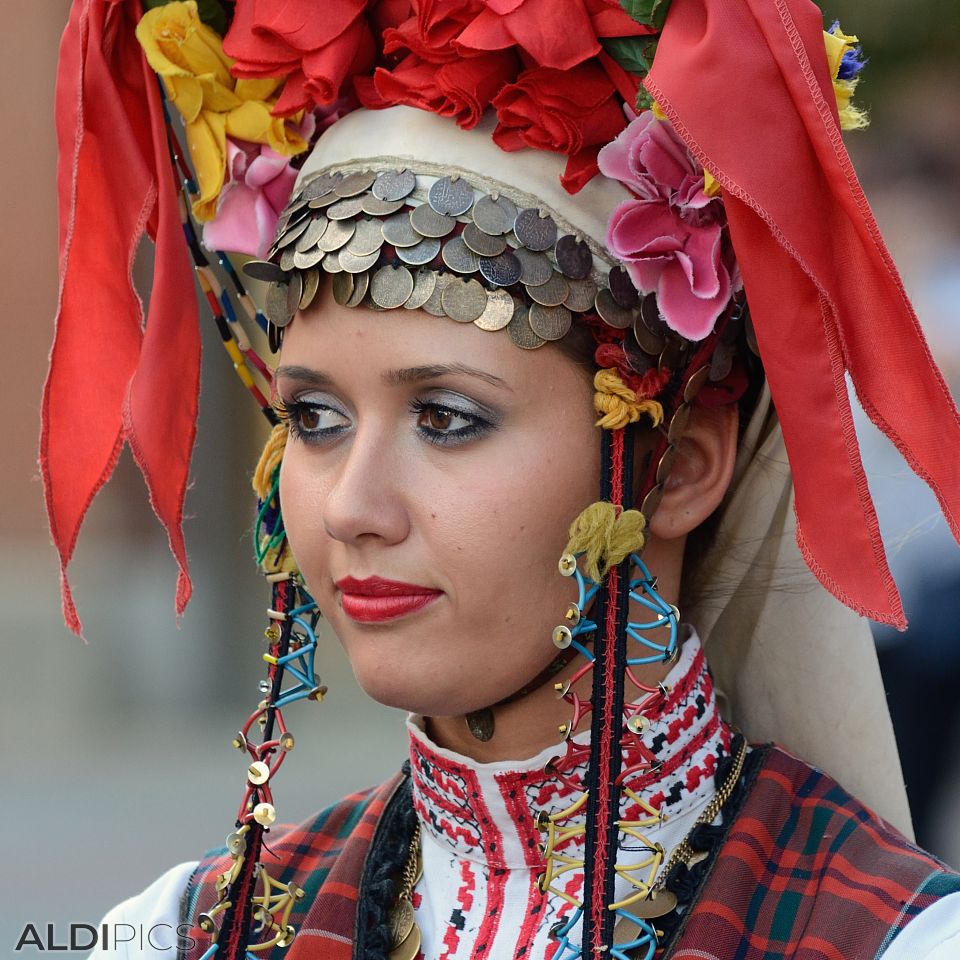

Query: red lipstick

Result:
[335,575,442,623]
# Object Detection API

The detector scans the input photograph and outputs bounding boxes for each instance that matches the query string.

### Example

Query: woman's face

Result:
[277,285,599,717]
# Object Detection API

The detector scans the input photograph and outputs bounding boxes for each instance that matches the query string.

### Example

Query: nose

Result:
[320,422,411,548]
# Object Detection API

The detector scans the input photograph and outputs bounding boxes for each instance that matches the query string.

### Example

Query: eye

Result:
[410,399,493,446]
[276,397,350,442]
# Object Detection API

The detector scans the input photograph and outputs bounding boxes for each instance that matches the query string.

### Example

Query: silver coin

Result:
[633,312,666,355]
[308,191,342,210]
[299,267,321,310]
[462,222,507,257]
[242,260,285,284]
[293,246,325,269]
[513,248,552,286]
[302,175,339,200]
[371,265,415,309]
[346,219,386,257]
[332,272,355,306]
[514,208,557,251]
[346,270,369,308]
[555,235,593,280]
[295,215,329,252]
[338,248,381,273]
[277,217,311,248]
[422,273,455,317]
[396,237,441,266]
[382,212,421,248]
[595,287,635,329]
[279,247,297,271]
[610,265,641,309]
[507,303,546,349]
[474,288,515,331]
[565,277,598,312]
[322,251,344,273]
[527,271,569,307]
[265,281,294,328]
[529,303,572,341]
[317,219,356,252]
[478,251,522,287]
[361,194,406,217]
[373,169,416,202]
[404,269,438,310]
[335,170,377,197]
[441,236,480,274]
[327,196,365,220]
[410,203,456,238]
[441,277,487,322]
[472,194,517,235]
[429,176,474,216]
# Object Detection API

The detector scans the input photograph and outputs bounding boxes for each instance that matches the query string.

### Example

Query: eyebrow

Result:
[275,362,510,390]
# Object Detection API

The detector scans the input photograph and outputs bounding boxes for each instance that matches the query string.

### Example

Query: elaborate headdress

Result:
[43,1,960,958]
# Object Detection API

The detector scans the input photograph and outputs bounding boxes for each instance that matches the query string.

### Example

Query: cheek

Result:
[278,447,327,580]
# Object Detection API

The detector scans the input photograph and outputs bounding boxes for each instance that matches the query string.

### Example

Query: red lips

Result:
[334,576,442,623]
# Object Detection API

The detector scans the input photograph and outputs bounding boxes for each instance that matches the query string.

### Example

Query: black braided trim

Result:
[354,761,418,960]
[651,738,769,956]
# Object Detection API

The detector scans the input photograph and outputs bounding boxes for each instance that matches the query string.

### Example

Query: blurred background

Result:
[2,0,958,951]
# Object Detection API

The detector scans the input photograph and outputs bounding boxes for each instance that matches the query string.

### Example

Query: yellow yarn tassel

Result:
[253,423,288,500]
[593,369,664,431]
[564,502,647,582]
[253,422,299,575]
[823,26,870,132]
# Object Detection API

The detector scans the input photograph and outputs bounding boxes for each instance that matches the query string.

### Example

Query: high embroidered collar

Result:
[406,629,729,869]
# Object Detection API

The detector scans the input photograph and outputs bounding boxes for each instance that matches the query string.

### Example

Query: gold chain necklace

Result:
[388,735,747,955]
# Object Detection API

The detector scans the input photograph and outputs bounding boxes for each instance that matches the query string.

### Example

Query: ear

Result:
[647,402,738,541]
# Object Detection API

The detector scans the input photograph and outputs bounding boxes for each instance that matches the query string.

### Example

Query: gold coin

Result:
[279,247,296,271]
[322,251,344,274]
[507,304,546,350]
[382,211,421,248]
[332,272,355,306]
[404,269,438,311]
[299,267,321,310]
[633,312,666,356]
[474,289,515,331]
[441,278,487,323]
[683,364,711,402]
[389,923,421,960]
[334,170,377,197]
[293,247,324,270]
[422,273,454,317]
[565,278,598,313]
[462,221,507,257]
[371,265,415,309]
[361,195,406,217]
[441,236,480,274]
[389,899,415,948]
[347,219,387,257]
[667,403,691,443]
[631,889,679,919]
[265,282,294,328]
[346,270,370,308]
[326,196,365,220]
[595,287,635,329]
[410,203,456,238]
[527,272,569,308]
[338,249,381,274]
[514,248,552,286]
[317,219,356,252]
[295,215,328,252]
[528,303,572,341]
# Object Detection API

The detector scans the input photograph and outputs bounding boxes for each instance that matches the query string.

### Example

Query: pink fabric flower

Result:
[203,115,317,258]
[598,111,737,341]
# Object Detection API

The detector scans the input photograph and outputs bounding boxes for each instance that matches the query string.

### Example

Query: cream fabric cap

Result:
[295,106,913,837]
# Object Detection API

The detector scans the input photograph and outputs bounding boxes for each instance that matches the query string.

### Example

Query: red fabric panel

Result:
[646,0,960,627]
[42,0,199,636]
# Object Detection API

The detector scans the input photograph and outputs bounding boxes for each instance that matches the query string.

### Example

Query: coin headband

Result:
[244,163,687,359]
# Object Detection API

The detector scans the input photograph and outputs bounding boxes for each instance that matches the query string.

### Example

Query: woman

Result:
[44,0,960,957]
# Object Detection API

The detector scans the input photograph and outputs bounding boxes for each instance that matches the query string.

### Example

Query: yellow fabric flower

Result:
[823,26,869,132]
[136,1,308,221]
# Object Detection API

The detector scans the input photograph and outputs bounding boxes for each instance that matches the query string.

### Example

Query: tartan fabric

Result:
[178,772,403,960]
[666,746,960,959]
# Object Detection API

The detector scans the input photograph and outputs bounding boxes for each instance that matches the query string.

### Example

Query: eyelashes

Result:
[274,396,495,448]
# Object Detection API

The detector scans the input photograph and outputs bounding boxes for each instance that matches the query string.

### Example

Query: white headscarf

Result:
[293,105,913,837]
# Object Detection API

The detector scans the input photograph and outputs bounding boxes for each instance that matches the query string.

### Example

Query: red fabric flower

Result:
[455,0,653,70]
[492,62,627,192]
[360,48,518,128]
[224,0,411,114]
[383,0,484,63]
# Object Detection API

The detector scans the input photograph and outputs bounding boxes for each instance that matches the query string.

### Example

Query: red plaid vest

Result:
[178,747,959,959]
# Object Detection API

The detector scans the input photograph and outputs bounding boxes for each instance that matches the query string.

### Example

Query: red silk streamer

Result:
[42,0,200,636]
[646,0,960,628]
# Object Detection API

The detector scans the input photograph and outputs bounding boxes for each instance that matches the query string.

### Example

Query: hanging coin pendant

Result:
[389,921,422,960]
[465,708,495,741]
[631,889,679,919]
[389,899,416,949]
